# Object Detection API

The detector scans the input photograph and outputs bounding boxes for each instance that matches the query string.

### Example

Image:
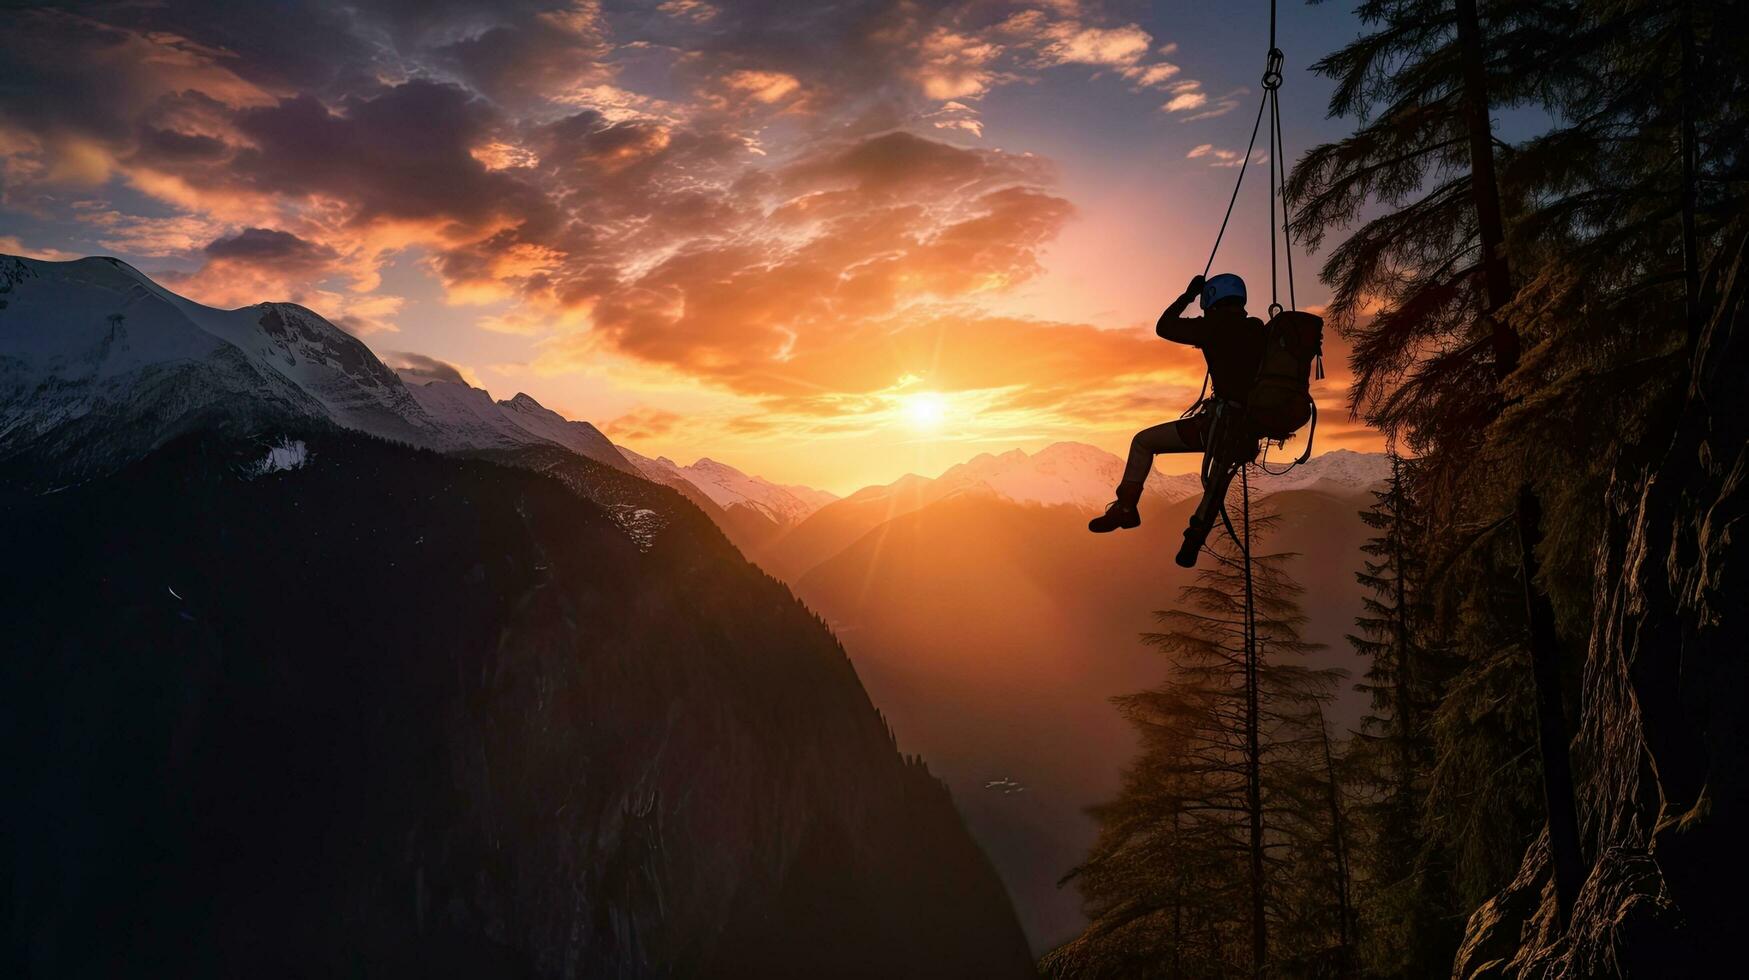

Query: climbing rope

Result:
[1191,0,1310,698]
[1202,92,1271,281]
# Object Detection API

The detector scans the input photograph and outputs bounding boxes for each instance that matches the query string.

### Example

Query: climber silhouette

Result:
[1089,273,1264,533]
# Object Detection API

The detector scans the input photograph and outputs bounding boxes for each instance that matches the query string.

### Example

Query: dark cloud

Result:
[88,0,374,94]
[784,130,1050,198]
[383,351,469,386]
[133,126,231,166]
[437,3,612,107]
[232,81,542,229]
[205,228,339,266]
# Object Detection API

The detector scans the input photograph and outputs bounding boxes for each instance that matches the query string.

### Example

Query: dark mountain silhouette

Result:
[0,257,1034,977]
[781,480,1378,950]
[0,431,1033,978]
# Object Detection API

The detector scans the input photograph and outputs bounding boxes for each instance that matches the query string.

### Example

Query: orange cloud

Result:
[912,27,1003,100]
[0,0,1379,477]
[607,406,685,440]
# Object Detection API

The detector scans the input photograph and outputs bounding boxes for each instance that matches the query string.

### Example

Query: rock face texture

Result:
[1455,235,1749,977]
[1,432,1034,979]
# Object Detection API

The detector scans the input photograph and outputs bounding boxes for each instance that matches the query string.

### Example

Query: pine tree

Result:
[1488,0,1749,625]
[1343,453,1462,973]
[1289,0,1575,448]
[1044,507,1345,978]
[1288,0,1589,922]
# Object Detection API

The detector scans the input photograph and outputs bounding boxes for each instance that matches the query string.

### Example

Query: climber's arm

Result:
[1155,276,1208,345]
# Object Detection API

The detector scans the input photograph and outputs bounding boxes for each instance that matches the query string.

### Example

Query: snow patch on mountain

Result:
[251,438,310,476]
[607,504,666,552]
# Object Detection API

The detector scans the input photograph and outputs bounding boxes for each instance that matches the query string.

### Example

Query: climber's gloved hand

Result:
[1185,275,1206,299]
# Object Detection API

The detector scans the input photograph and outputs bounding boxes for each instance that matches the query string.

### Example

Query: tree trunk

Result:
[1452,0,1585,928]
[1172,809,1184,980]
[1240,468,1267,977]
[1318,707,1354,972]
[1388,453,1416,771]
[1679,0,1701,346]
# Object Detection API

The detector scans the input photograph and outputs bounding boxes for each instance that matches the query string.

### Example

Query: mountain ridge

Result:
[0,253,829,527]
[618,446,840,528]
[757,442,1390,581]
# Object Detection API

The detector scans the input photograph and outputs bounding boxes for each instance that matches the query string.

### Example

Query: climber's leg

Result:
[1119,417,1207,485]
[1088,478,1144,533]
[1176,458,1241,568]
[1091,416,1208,533]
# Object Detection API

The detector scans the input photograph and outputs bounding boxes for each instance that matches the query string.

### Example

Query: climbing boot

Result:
[1088,481,1144,533]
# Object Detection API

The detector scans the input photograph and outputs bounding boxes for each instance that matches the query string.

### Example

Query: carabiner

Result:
[1262,48,1285,91]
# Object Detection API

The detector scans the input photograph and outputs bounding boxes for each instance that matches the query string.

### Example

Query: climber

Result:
[1088,272,1265,533]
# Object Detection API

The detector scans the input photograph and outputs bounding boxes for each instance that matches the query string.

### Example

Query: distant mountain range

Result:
[754,442,1389,580]
[618,448,838,525]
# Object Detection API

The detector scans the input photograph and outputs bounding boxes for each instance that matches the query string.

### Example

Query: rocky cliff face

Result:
[1455,234,1749,977]
[1,431,1034,978]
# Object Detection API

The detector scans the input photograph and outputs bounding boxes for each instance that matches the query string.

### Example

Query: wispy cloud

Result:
[1187,144,1268,168]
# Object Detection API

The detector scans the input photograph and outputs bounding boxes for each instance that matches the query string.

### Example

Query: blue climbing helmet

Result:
[1200,273,1247,311]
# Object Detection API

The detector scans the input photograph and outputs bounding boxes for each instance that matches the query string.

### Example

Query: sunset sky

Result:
[0,0,1382,493]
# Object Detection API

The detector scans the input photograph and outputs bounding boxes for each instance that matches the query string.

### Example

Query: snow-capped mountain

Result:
[818,443,1389,515]
[401,379,636,474]
[932,443,1158,510]
[0,255,454,475]
[496,392,632,472]
[0,254,650,482]
[618,448,838,527]
[1241,448,1393,498]
[404,378,541,450]
[834,442,1190,513]
[0,250,827,533]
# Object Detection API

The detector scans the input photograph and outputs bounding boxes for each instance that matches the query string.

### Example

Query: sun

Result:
[900,391,948,431]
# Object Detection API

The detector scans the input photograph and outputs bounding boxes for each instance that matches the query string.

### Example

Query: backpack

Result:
[1246,310,1322,440]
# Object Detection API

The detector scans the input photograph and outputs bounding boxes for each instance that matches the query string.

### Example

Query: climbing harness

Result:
[1174,0,1323,570]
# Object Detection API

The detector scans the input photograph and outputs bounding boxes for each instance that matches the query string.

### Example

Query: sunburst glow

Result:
[901,391,949,431]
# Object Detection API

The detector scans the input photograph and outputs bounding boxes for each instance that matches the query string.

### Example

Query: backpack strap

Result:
[1293,397,1317,465]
